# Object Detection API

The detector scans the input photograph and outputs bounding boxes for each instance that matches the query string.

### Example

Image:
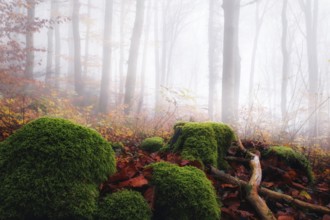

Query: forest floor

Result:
[100,139,330,220]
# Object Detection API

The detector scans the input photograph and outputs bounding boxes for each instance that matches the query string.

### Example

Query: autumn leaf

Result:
[118,175,148,188]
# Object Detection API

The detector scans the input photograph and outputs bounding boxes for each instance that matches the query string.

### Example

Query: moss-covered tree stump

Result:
[146,162,220,220]
[168,121,236,169]
[96,190,151,220]
[262,146,314,183]
[0,117,116,219]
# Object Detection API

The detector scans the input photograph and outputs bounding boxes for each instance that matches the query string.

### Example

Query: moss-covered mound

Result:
[263,146,314,183]
[97,190,151,220]
[147,162,220,220]
[0,117,116,219]
[169,121,236,169]
[140,137,164,153]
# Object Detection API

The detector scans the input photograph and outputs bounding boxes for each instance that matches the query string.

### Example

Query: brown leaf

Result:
[221,183,238,189]
[118,175,148,188]
[278,216,295,220]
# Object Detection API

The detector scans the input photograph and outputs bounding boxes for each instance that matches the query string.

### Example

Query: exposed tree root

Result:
[209,166,330,216]
[235,138,276,220]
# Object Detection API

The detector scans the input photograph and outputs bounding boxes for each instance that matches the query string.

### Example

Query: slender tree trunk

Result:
[248,2,262,106]
[154,0,161,111]
[300,0,319,138]
[67,0,74,81]
[208,0,216,120]
[160,1,168,86]
[83,0,91,77]
[25,0,35,79]
[124,0,145,114]
[46,0,54,84]
[222,0,241,123]
[72,0,83,95]
[98,0,113,113]
[118,0,126,104]
[54,0,61,88]
[281,0,289,121]
[137,0,151,114]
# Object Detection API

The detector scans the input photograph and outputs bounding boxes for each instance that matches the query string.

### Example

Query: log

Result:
[209,166,330,215]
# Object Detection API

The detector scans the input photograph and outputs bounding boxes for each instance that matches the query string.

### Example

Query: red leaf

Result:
[108,164,138,183]
[118,175,148,188]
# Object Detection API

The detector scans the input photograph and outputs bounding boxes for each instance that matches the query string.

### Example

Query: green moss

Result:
[147,162,220,220]
[140,137,164,153]
[97,190,151,220]
[263,146,314,183]
[0,117,116,219]
[170,121,236,169]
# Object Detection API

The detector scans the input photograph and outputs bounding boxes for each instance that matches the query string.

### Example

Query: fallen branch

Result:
[209,166,330,215]
[235,139,276,220]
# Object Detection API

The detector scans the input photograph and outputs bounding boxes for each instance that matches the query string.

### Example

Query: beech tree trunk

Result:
[72,0,83,95]
[300,0,319,138]
[98,0,114,113]
[154,0,161,111]
[54,0,61,88]
[137,0,151,114]
[281,0,289,121]
[208,0,216,120]
[124,0,145,114]
[45,0,54,84]
[222,0,241,123]
[25,0,35,80]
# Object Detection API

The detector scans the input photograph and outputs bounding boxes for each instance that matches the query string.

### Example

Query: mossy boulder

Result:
[147,162,220,220]
[262,146,314,183]
[169,121,236,169]
[96,190,151,220]
[0,117,116,219]
[140,137,165,153]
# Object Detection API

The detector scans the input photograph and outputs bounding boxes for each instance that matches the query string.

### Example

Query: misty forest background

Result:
[0,0,330,149]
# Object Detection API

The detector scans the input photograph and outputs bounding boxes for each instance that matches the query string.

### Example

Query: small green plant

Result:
[0,117,116,219]
[97,190,151,220]
[140,137,165,153]
[147,162,220,220]
[263,146,314,183]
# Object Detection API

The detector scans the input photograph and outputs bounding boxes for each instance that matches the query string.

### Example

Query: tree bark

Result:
[124,0,145,114]
[281,0,289,122]
[137,0,152,114]
[54,0,61,88]
[25,0,35,80]
[45,0,54,84]
[154,0,161,112]
[83,0,91,78]
[98,0,114,113]
[208,0,216,120]
[72,0,83,95]
[222,0,241,123]
[300,0,319,138]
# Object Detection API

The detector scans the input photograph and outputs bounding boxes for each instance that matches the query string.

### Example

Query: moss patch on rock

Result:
[96,189,151,220]
[140,137,165,153]
[169,121,236,169]
[263,146,314,183]
[147,162,220,220]
[0,117,116,219]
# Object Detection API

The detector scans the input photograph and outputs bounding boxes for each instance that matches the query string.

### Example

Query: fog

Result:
[1,0,330,147]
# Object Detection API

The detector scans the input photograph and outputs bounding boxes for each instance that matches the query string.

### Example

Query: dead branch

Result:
[234,138,276,220]
[209,166,330,215]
